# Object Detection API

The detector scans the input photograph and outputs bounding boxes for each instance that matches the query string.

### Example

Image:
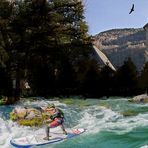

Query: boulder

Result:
[10,106,49,126]
[0,97,8,105]
[130,94,148,103]
[13,107,27,119]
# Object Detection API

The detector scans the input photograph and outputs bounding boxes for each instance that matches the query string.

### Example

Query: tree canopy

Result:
[0,0,91,99]
[0,0,147,101]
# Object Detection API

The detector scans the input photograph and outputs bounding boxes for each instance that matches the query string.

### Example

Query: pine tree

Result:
[139,62,148,93]
[115,58,138,96]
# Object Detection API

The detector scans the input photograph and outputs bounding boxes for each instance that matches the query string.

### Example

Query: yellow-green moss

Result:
[60,99,74,105]
[128,99,134,102]
[10,112,17,121]
[18,118,43,127]
[0,96,8,105]
[18,113,50,127]
[0,100,4,105]
[143,99,148,103]
[121,110,138,117]
[60,99,92,107]
[10,111,51,127]
[99,102,110,108]
[78,102,90,107]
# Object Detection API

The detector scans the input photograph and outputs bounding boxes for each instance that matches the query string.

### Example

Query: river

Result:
[0,97,148,148]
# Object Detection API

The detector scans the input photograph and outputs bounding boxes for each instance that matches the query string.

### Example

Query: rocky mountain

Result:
[93,28,148,71]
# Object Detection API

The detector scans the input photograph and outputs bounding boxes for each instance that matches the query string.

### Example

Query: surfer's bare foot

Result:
[63,131,67,135]
[43,137,49,140]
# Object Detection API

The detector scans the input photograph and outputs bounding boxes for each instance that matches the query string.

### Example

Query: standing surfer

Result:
[43,104,67,140]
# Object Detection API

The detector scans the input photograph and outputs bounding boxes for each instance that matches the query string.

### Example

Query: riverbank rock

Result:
[10,107,50,126]
[0,96,8,105]
[129,94,148,103]
[0,96,20,105]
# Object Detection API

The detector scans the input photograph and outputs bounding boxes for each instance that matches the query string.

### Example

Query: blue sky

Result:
[84,0,148,35]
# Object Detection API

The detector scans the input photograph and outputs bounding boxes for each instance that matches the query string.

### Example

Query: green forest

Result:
[0,0,148,104]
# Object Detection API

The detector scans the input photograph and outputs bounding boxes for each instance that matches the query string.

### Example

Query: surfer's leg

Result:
[60,124,67,135]
[43,126,50,140]
[46,126,50,137]
[44,120,57,140]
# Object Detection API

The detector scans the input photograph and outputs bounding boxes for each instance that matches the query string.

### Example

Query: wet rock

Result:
[130,94,148,103]
[10,107,49,126]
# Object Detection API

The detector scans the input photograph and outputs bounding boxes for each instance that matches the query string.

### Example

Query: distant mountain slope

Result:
[93,28,147,71]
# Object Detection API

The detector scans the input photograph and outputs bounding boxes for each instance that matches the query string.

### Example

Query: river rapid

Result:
[0,97,148,148]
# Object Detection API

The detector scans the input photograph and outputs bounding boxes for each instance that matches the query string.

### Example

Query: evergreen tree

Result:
[99,65,115,97]
[0,0,17,99]
[76,59,101,97]
[139,62,148,93]
[115,58,138,96]
[0,0,91,97]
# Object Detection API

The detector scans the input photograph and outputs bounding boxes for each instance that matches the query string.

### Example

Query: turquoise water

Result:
[0,97,148,148]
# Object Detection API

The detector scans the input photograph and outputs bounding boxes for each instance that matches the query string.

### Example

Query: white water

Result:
[0,98,148,148]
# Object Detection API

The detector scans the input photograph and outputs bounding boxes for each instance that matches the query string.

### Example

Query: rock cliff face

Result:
[93,28,147,71]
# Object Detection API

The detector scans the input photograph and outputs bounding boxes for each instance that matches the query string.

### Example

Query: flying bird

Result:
[129,4,134,14]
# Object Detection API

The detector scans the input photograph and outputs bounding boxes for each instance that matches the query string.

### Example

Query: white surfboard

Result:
[10,128,85,148]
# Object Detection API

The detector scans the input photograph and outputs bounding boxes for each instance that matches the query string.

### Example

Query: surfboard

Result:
[10,128,85,148]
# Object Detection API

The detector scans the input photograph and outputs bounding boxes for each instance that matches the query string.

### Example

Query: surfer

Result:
[43,104,67,140]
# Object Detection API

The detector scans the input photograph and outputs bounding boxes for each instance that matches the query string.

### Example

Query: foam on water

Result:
[73,105,122,135]
[74,103,148,136]
[0,99,70,148]
[0,98,148,148]
[141,145,148,148]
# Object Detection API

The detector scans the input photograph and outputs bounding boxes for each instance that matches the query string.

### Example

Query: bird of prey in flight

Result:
[129,4,134,14]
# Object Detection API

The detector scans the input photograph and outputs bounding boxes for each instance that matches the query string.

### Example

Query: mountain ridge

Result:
[92,28,147,71]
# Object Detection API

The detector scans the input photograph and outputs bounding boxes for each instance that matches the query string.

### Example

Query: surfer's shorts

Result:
[49,118,64,128]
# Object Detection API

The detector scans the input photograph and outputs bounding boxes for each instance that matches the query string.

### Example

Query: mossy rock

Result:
[143,99,148,103]
[17,118,43,127]
[10,112,50,127]
[60,99,92,107]
[99,102,110,108]
[130,94,148,103]
[60,99,74,105]
[128,98,148,103]
[10,111,43,126]
[0,99,4,105]
[0,96,8,105]
[121,110,138,117]
[78,102,90,107]
[10,112,18,121]
[128,99,134,103]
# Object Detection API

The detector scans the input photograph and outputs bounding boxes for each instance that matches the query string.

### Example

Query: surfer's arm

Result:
[46,118,52,123]
[44,115,53,123]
